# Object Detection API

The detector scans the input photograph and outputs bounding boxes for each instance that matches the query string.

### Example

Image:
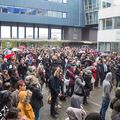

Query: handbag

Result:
[47,95,51,104]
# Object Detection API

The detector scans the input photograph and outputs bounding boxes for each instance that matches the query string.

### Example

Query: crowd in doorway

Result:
[0,46,120,120]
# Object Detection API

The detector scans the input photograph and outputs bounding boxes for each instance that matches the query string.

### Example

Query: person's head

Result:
[105,72,112,82]
[0,90,12,109]
[66,107,86,120]
[54,66,61,77]
[115,88,120,99]
[5,107,20,119]
[20,59,24,64]
[4,82,11,90]
[4,58,7,63]
[3,70,8,75]
[80,70,83,76]
[17,80,26,91]
[85,112,100,120]
[5,107,27,120]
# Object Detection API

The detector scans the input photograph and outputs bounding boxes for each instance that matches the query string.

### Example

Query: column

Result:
[17,24,19,39]
[24,26,26,39]
[33,25,35,39]
[61,27,64,40]
[0,22,1,49]
[0,22,1,39]
[38,27,39,39]
[48,26,51,39]
[10,25,12,38]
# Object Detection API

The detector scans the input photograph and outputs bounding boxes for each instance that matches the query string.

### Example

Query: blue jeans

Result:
[100,97,110,120]
[33,108,40,120]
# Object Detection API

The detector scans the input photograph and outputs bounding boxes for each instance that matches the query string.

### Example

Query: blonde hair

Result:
[23,90,32,105]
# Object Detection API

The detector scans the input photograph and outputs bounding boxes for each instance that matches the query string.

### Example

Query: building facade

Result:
[98,0,120,52]
[0,0,98,42]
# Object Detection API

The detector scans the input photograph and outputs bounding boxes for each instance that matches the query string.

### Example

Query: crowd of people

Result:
[0,46,120,120]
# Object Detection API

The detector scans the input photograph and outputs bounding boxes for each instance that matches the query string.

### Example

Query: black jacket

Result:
[49,75,59,96]
[30,85,43,109]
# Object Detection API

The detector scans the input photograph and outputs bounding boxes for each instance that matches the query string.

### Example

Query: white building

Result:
[98,0,120,51]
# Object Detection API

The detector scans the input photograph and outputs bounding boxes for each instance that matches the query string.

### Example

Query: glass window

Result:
[86,13,89,24]
[19,27,25,38]
[0,7,2,13]
[35,27,38,39]
[63,0,67,3]
[58,0,62,3]
[57,12,62,18]
[1,26,10,38]
[102,19,106,30]
[114,17,120,29]
[2,7,8,13]
[48,11,53,17]
[26,27,33,38]
[39,28,48,39]
[89,13,92,24]
[37,10,42,16]
[63,12,67,18]
[51,29,61,40]
[52,11,57,17]
[12,26,17,38]
[88,0,92,9]
[106,18,112,29]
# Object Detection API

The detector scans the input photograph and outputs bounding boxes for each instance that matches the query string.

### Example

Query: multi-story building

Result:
[83,0,99,42]
[98,0,120,52]
[0,0,98,43]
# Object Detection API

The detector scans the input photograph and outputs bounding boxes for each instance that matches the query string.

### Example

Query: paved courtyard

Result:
[41,86,115,120]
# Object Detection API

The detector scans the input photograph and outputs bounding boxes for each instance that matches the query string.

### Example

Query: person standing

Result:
[17,59,27,80]
[49,67,61,118]
[115,64,120,87]
[100,72,112,120]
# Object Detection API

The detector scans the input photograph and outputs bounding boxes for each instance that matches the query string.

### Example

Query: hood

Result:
[18,91,27,102]
[75,75,79,79]
[66,107,86,120]
[105,72,112,82]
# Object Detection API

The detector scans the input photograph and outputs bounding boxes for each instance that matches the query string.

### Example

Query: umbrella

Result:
[82,59,93,64]
[12,48,20,52]
[84,66,96,71]
[100,53,109,57]
[4,53,15,59]
[79,50,85,54]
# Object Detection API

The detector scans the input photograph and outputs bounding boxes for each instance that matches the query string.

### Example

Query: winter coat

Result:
[74,75,85,96]
[102,72,112,100]
[49,75,59,96]
[17,91,34,120]
[71,94,83,109]
[29,84,43,109]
